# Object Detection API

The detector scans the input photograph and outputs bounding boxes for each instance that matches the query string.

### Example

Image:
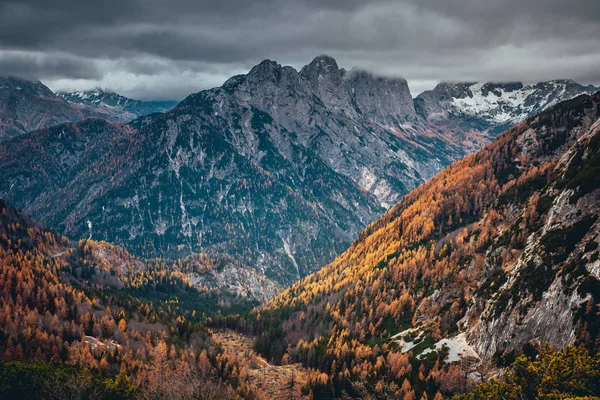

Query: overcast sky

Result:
[1,0,599,101]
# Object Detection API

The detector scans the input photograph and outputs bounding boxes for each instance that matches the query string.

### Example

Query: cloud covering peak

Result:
[1,0,599,100]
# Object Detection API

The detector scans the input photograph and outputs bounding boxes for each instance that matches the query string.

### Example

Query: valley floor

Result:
[214,330,310,399]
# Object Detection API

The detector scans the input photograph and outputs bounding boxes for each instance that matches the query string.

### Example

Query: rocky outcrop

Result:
[188,260,280,303]
[466,110,600,358]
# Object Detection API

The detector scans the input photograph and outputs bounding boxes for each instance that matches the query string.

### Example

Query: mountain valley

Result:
[0,54,599,400]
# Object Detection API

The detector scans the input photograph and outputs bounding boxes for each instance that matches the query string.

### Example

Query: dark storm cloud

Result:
[0,51,100,80]
[0,0,598,100]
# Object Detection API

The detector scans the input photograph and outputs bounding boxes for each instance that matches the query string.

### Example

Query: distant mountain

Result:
[58,89,177,120]
[0,77,177,141]
[0,77,96,141]
[253,92,600,397]
[416,79,599,134]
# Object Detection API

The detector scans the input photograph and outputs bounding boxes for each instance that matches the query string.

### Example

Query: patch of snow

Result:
[392,327,425,354]
[280,235,300,278]
[451,83,535,124]
[420,333,479,363]
[391,326,419,340]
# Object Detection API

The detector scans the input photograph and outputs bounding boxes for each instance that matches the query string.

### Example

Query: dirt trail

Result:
[50,246,75,258]
[214,330,310,399]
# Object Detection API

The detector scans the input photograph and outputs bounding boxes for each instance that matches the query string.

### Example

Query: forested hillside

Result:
[215,93,600,398]
[0,199,277,398]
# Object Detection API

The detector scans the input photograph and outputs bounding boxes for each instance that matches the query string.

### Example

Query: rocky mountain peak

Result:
[345,69,416,123]
[300,54,342,81]
[430,82,477,98]
[247,59,284,80]
[310,54,339,69]
[218,55,416,125]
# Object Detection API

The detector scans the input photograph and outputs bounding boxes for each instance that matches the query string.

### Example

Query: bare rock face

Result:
[464,100,600,358]
[188,260,281,303]
[208,56,450,209]
[299,55,417,125]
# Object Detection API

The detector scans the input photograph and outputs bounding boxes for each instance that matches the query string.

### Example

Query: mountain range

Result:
[416,79,598,134]
[0,56,597,286]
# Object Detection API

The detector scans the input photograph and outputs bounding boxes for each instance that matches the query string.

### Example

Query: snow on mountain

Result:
[451,82,534,123]
[416,80,599,134]
[58,89,178,120]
